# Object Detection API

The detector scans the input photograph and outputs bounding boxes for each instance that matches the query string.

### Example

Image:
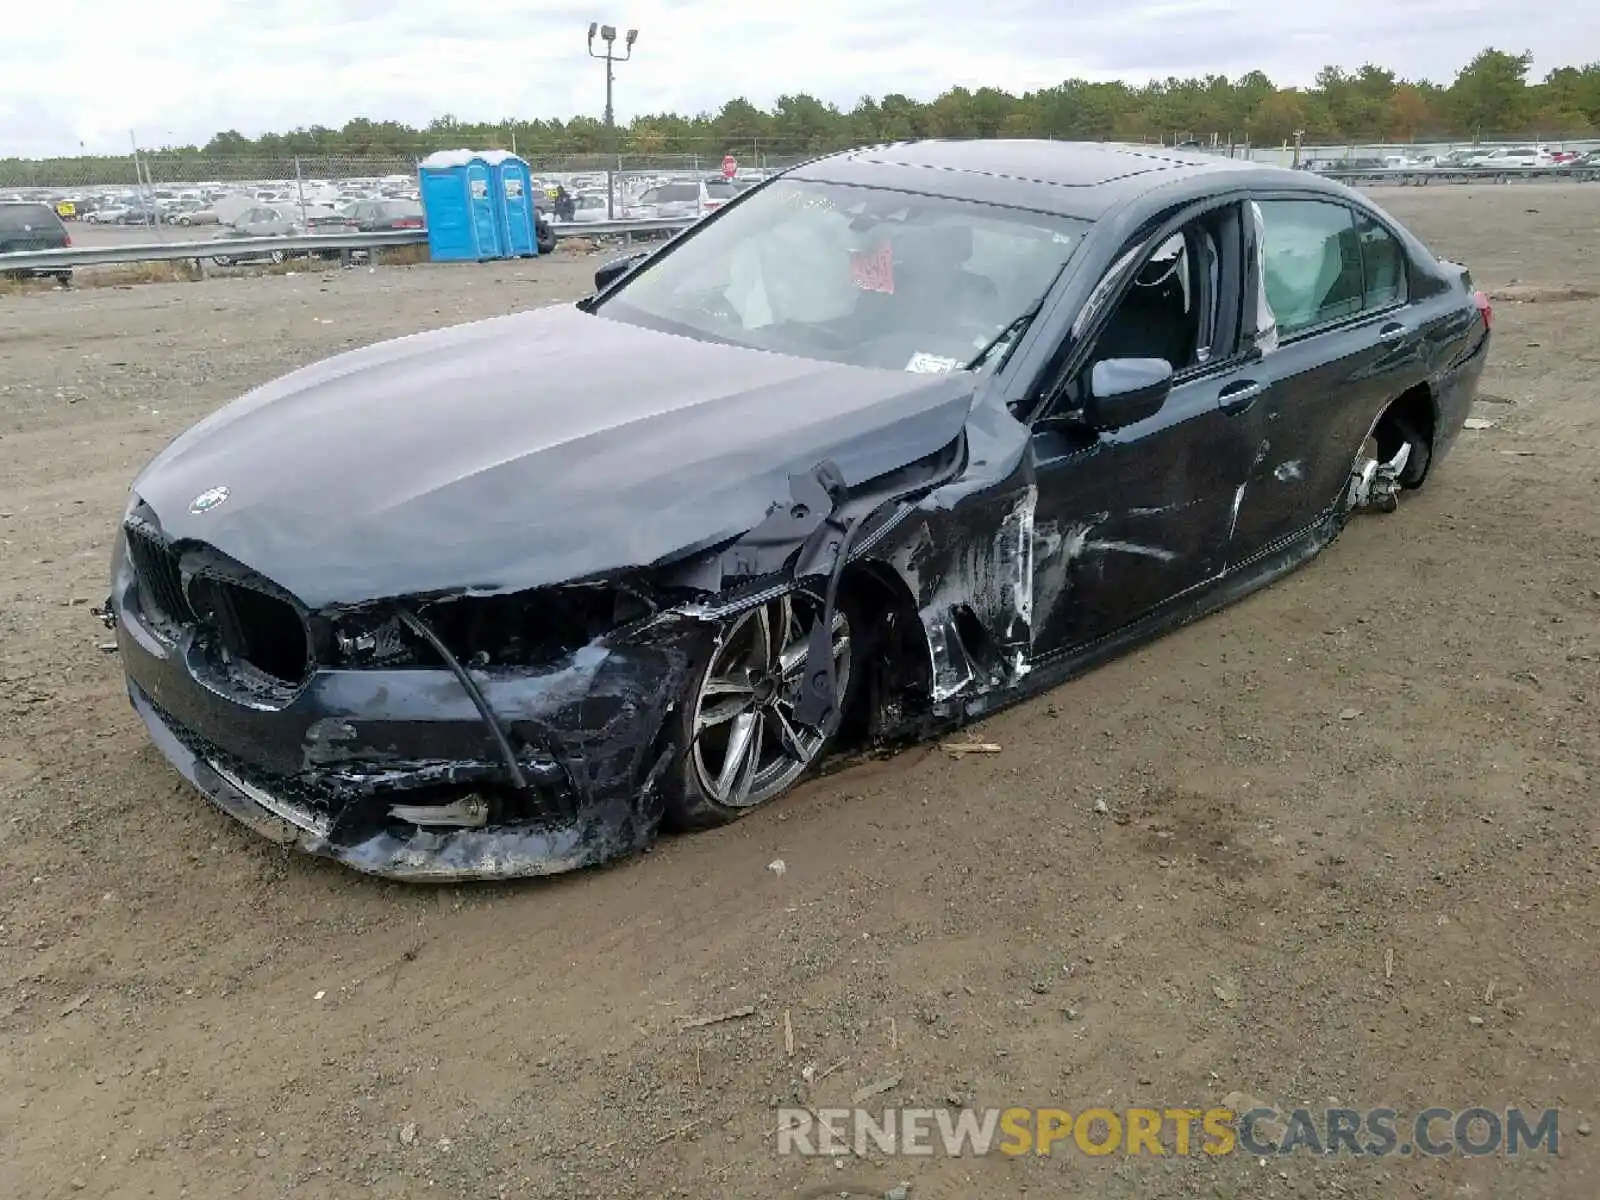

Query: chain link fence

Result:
[1,150,819,192]
[6,138,1598,192]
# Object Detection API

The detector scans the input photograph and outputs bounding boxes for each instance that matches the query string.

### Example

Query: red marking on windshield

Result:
[850,243,894,293]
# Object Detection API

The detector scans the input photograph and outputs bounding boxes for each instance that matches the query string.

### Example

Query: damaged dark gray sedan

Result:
[107,140,1492,880]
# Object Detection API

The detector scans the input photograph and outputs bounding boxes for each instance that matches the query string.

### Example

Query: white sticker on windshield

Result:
[905,352,962,374]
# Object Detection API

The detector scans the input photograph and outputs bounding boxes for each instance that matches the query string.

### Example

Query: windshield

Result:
[595,179,1088,373]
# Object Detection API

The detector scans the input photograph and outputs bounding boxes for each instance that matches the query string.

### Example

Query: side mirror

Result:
[594,251,650,292]
[1084,358,1173,431]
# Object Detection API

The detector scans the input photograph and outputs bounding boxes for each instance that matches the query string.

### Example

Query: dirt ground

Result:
[1,185,1595,1200]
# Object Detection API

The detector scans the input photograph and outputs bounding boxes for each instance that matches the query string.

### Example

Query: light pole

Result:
[587,22,637,220]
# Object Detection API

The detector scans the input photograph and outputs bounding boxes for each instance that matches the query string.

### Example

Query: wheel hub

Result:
[749,671,779,707]
[1348,441,1411,514]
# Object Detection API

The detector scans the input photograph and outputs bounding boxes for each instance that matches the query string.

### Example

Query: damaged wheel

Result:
[667,591,857,829]
[1346,419,1426,516]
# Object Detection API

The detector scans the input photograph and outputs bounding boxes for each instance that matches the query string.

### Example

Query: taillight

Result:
[63,233,72,247]
[1473,289,1492,331]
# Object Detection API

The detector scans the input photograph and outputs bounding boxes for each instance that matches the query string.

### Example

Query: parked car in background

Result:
[340,199,425,232]
[1306,157,1387,175]
[700,178,744,212]
[565,191,612,223]
[209,204,358,265]
[0,201,72,285]
[627,180,714,220]
[1465,146,1553,169]
[1564,149,1600,178]
[172,205,223,227]
[163,200,208,225]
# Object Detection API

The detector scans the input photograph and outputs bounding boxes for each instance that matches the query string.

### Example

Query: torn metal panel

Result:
[888,478,1040,706]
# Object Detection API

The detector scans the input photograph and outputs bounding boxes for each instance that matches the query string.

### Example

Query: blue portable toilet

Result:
[484,150,539,257]
[417,149,504,261]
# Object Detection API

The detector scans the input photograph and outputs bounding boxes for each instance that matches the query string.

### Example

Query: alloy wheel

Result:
[689,594,851,809]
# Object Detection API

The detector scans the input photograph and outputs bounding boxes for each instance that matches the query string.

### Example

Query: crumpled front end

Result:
[109,405,975,882]
[110,509,721,881]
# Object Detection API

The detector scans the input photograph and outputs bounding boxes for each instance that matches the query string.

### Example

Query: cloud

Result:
[4,0,1596,156]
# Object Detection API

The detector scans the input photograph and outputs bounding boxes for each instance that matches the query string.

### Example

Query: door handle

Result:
[1218,379,1263,416]
[1377,321,1410,343]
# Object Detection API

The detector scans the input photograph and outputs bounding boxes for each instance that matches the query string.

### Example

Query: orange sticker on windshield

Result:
[850,244,894,293]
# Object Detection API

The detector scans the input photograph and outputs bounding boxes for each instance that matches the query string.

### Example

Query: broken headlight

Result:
[416,585,655,668]
[325,585,659,671]
[323,611,431,667]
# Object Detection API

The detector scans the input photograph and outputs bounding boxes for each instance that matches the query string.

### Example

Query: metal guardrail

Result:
[1319,164,1600,185]
[0,216,697,273]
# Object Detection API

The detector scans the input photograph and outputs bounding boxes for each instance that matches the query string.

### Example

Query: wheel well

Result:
[836,559,930,740]
[1373,383,1436,485]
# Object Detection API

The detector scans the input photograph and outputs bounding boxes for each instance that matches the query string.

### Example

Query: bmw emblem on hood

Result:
[188,486,230,514]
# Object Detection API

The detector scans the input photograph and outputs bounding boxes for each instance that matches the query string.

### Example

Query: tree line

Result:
[5,47,1598,189]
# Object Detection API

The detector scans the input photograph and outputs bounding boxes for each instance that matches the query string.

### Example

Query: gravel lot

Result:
[1,187,1596,1200]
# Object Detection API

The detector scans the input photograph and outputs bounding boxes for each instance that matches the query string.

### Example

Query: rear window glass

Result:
[705,182,737,199]
[0,204,62,231]
[659,184,699,201]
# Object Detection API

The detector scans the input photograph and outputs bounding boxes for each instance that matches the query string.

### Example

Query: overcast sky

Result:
[4,1,1598,156]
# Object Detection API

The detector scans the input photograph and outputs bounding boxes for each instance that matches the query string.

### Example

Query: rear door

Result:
[0,204,67,254]
[1224,195,1426,564]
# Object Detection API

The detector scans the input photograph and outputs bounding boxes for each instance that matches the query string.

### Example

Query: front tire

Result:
[665,590,857,830]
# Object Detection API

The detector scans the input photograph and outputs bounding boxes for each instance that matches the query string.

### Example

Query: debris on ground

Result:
[680,1005,757,1029]
[940,741,1002,757]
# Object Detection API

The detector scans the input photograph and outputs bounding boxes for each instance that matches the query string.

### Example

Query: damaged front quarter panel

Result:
[882,401,1041,714]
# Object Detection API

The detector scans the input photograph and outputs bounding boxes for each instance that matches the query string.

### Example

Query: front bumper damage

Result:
[107,454,935,881]
[113,567,718,880]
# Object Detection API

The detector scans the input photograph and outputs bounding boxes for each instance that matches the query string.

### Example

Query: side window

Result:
[1355,213,1406,308]
[639,188,661,204]
[1255,200,1363,336]
[1033,209,1236,420]
[1083,219,1222,376]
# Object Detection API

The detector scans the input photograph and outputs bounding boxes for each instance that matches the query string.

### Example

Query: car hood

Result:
[131,304,975,609]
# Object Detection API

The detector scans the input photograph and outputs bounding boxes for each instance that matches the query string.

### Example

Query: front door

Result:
[1027,201,1260,657]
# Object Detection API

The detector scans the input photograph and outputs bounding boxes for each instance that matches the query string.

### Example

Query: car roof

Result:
[787,139,1330,220]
